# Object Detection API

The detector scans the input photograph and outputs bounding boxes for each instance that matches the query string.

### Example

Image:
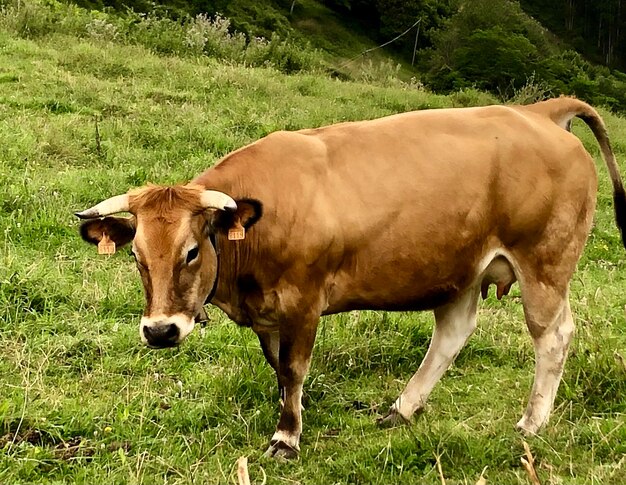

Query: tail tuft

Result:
[614,185,626,249]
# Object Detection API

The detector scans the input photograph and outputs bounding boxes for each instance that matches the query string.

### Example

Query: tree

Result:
[452,27,538,94]
[520,0,626,70]
[425,0,549,94]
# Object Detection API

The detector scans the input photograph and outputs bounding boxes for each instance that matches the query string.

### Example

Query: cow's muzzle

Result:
[140,314,195,348]
[143,323,179,348]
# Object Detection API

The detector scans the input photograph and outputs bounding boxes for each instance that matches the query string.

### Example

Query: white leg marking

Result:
[270,430,300,450]
[517,301,574,434]
[264,384,303,458]
[392,286,480,420]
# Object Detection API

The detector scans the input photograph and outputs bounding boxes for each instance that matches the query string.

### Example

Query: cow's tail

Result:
[531,97,626,249]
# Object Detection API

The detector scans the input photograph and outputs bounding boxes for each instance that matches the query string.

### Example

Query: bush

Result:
[508,75,552,105]
[535,50,626,112]
[451,26,539,95]
[0,0,89,37]
[184,13,246,58]
[448,87,498,107]
[0,0,324,74]
[351,58,403,86]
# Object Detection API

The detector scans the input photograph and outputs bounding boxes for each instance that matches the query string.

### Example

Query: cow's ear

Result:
[234,199,263,229]
[79,216,136,247]
[211,198,263,233]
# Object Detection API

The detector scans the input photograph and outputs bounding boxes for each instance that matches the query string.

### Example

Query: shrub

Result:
[352,58,403,87]
[0,0,61,37]
[508,75,552,105]
[451,26,539,96]
[127,12,188,55]
[0,0,324,74]
[449,87,498,108]
[185,13,246,59]
[258,34,322,73]
[535,50,626,112]
[86,17,120,42]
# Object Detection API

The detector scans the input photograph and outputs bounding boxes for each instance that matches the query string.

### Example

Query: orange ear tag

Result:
[228,220,245,241]
[98,234,116,255]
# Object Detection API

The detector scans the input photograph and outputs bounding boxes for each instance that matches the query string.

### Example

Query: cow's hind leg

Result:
[517,286,574,434]
[381,285,480,425]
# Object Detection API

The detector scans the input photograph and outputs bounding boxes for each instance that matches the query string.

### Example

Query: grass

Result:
[0,24,626,485]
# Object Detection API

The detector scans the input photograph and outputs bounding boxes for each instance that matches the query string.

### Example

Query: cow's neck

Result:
[208,227,262,327]
[195,161,273,327]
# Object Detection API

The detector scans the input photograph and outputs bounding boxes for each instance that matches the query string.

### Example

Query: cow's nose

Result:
[143,323,180,347]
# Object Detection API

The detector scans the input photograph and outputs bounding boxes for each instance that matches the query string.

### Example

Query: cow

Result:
[76,97,626,459]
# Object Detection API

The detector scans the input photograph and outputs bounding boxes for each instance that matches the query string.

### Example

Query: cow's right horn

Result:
[75,194,130,219]
[199,190,237,211]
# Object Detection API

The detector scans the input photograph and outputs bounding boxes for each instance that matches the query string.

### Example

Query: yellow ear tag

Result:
[228,220,245,241]
[98,234,116,255]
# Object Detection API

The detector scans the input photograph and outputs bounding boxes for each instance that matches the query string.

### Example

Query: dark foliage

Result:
[521,0,626,71]
[422,0,626,109]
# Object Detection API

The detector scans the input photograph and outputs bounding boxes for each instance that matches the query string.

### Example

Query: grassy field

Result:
[1,23,626,485]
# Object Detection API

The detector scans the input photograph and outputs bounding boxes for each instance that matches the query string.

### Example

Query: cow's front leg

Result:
[256,330,284,405]
[263,317,318,460]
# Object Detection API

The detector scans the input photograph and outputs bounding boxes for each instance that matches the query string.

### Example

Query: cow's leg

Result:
[195,306,209,323]
[256,330,284,404]
[263,316,318,460]
[381,285,480,425]
[517,289,574,434]
[512,183,592,433]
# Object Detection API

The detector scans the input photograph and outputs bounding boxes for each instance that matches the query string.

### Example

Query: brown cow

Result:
[76,98,626,459]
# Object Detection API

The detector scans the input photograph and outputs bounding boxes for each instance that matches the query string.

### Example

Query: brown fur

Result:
[129,184,206,217]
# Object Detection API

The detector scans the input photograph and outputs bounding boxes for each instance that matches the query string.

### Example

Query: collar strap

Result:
[205,233,220,303]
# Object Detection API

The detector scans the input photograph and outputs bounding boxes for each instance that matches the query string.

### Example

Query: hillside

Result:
[1,2,626,484]
[58,0,626,111]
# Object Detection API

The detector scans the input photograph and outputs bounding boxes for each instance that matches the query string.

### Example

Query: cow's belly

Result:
[323,283,461,314]
[323,252,476,314]
[322,247,517,315]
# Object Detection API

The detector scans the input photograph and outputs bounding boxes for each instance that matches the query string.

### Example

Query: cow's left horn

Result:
[200,190,237,211]
[74,194,130,219]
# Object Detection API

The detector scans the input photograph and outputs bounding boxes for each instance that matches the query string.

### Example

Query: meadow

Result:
[1,13,626,485]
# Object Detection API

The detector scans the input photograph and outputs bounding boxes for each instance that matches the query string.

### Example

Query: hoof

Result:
[263,440,299,460]
[516,417,540,436]
[377,408,410,428]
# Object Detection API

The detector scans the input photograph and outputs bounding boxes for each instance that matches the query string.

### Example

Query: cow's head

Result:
[76,184,260,348]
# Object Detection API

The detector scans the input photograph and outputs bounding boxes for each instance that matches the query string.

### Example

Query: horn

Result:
[199,190,237,211]
[74,194,130,219]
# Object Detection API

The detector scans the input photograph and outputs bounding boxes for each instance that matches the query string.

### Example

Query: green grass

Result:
[1,27,626,485]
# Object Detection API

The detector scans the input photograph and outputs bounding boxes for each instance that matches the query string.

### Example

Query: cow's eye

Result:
[186,246,199,264]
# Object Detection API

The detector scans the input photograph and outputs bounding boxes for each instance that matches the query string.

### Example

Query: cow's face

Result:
[131,205,220,347]
[76,185,240,348]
